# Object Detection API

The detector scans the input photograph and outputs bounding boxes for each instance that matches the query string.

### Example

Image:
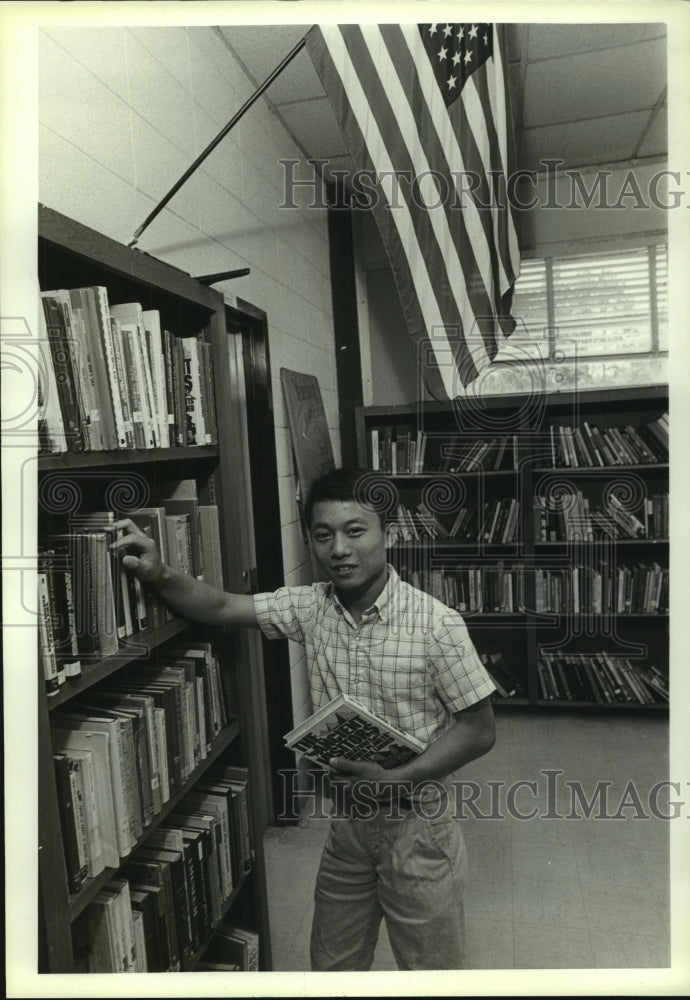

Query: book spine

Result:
[142,312,168,449]
[96,294,127,448]
[88,286,122,449]
[38,562,61,695]
[49,552,82,679]
[173,337,187,446]
[108,318,135,449]
[117,327,146,449]
[54,754,87,893]
[161,329,177,447]
[41,294,86,451]
[199,341,216,445]
[137,324,160,449]
[182,338,206,446]
[73,304,108,449]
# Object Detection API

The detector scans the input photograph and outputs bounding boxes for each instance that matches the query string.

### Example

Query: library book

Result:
[284,693,425,769]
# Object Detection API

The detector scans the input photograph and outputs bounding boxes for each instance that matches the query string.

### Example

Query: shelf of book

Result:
[535,699,668,713]
[183,867,255,971]
[356,385,669,716]
[534,539,669,546]
[531,463,669,473]
[390,541,525,550]
[46,619,192,709]
[68,720,241,920]
[383,470,521,479]
[38,445,220,471]
[37,207,273,974]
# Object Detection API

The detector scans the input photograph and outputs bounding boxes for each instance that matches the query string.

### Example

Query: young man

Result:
[111,467,496,971]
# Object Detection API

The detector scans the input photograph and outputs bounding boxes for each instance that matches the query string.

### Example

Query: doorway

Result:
[225,299,298,823]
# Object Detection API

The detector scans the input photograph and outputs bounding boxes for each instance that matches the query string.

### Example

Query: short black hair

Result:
[303,467,387,529]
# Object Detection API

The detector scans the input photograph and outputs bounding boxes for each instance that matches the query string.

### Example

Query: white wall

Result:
[38,25,340,727]
[518,160,669,255]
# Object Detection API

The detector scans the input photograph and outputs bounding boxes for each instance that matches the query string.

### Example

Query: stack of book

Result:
[534,491,668,541]
[438,434,518,473]
[370,426,426,473]
[51,642,233,894]
[387,499,521,546]
[38,485,223,695]
[397,563,525,614]
[534,562,668,615]
[389,502,447,542]
[38,287,218,455]
[450,498,520,543]
[370,428,519,474]
[70,765,255,972]
[542,414,668,469]
[537,652,668,705]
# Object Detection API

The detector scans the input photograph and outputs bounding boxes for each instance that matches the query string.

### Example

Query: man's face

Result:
[309,499,388,603]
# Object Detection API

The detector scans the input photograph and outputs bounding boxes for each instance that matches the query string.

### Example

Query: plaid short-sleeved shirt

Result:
[254,565,495,748]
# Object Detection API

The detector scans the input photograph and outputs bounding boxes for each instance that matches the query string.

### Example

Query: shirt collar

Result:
[328,563,399,623]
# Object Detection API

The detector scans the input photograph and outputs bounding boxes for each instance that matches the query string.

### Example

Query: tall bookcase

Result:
[37,206,273,972]
[355,385,669,713]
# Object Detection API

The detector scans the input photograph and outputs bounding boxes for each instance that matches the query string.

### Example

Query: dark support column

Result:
[326,179,364,467]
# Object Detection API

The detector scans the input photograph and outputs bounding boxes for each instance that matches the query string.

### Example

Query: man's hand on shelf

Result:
[109,518,165,584]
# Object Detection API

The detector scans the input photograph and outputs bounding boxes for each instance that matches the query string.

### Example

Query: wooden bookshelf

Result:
[356,385,669,713]
[67,721,241,921]
[37,206,272,973]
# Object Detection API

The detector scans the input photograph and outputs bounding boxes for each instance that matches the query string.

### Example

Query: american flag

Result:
[305,23,521,398]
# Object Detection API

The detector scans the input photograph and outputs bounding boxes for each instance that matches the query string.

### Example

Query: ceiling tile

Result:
[527,23,666,59]
[637,105,667,158]
[220,23,669,175]
[277,96,348,158]
[523,38,667,126]
[520,111,652,171]
[217,24,325,102]
[264,52,326,106]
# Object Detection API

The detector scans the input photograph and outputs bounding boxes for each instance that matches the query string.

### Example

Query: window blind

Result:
[510,244,667,360]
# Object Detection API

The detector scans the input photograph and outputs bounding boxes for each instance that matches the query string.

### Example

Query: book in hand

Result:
[284,693,425,769]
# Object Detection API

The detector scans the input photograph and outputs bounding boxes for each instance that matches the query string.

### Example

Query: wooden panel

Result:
[38,661,73,971]
[37,206,275,972]
[39,205,222,312]
[38,446,219,472]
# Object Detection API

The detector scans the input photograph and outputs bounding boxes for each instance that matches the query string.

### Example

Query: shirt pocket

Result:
[376,650,429,718]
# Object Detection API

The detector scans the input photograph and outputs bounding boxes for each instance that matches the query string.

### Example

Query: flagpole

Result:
[128,33,308,247]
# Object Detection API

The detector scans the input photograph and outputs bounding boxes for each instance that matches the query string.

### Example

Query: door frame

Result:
[225,298,299,823]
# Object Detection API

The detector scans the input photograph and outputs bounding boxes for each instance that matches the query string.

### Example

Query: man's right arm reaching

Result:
[110,518,259,629]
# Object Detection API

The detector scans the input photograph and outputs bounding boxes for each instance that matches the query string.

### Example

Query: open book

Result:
[284,693,425,769]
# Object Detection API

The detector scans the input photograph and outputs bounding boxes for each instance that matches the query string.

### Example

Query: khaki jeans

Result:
[310,806,468,971]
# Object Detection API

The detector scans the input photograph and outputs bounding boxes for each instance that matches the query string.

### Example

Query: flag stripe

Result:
[314,25,466,395]
[490,26,521,275]
[462,74,513,290]
[342,25,488,375]
[382,25,502,357]
[305,21,520,394]
[335,24,484,384]
[401,23,508,317]
[461,74,515,340]
[466,48,520,287]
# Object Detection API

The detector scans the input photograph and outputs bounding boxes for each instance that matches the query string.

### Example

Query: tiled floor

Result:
[263,711,670,971]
